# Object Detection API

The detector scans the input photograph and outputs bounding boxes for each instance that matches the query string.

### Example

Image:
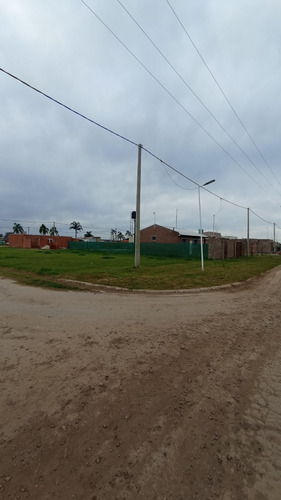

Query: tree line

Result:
[10,222,132,241]
[110,229,132,241]
[11,221,86,238]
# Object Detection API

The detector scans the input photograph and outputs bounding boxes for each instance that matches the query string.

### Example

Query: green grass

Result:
[0,247,280,290]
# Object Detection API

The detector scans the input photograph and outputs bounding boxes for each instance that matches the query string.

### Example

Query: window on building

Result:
[152,236,157,241]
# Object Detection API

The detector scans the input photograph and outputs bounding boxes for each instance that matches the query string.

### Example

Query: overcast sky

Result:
[1,0,281,240]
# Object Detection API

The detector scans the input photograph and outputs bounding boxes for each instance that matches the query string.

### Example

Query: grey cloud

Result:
[1,0,281,240]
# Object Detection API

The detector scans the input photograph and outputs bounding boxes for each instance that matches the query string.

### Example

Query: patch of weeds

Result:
[38,267,59,276]
[25,278,75,290]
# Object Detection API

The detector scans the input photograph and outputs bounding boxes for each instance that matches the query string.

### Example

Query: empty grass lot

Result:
[0,247,281,290]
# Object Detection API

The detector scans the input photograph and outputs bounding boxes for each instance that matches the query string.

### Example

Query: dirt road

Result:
[1,267,281,499]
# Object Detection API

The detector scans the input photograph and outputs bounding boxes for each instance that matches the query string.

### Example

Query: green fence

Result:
[68,241,208,259]
[68,241,134,253]
[140,242,207,259]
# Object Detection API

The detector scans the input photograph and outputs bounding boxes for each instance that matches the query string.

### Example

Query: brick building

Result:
[9,234,75,250]
[207,236,275,259]
[140,224,205,244]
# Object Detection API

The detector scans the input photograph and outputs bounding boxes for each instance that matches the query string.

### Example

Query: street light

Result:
[198,179,215,271]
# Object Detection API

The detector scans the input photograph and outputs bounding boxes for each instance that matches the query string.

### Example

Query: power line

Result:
[142,145,248,210]
[2,214,279,232]
[0,67,279,230]
[0,68,138,149]
[162,163,197,191]
[249,209,277,226]
[79,1,275,199]
[115,0,281,199]
[165,0,281,190]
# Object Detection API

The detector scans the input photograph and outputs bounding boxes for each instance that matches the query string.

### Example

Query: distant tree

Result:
[84,231,93,238]
[69,221,83,239]
[39,224,49,235]
[4,232,12,243]
[111,228,117,241]
[117,231,125,241]
[13,223,24,234]
[49,225,59,236]
[125,230,132,238]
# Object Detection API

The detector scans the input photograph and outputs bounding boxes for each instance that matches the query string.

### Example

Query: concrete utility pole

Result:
[273,222,276,254]
[247,208,250,257]
[134,144,142,268]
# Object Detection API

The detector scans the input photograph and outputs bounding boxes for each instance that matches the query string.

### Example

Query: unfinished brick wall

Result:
[9,234,75,249]
[208,237,274,259]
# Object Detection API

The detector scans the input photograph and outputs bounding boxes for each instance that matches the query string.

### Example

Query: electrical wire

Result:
[213,198,223,217]
[115,0,281,199]
[162,163,197,190]
[79,0,275,199]
[249,209,277,226]
[165,0,281,189]
[1,67,279,231]
[142,145,248,209]
[0,68,138,149]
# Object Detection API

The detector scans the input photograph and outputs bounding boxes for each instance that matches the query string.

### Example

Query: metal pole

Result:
[247,208,250,257]
[198,186,204,271]
[273,222,276,254]
[134,144,142,268]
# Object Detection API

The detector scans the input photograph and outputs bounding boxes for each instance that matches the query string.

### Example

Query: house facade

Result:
[140,224,206,244]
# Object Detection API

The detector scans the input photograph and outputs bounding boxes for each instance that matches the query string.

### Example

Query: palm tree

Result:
[125,230,132,238]
[110,229,117,241]
[49,225,59,236]
[84,231,93,238]
[117,231,124,241]
[13,222,24,234]
[69,221,83,239]
[39,224,49,235]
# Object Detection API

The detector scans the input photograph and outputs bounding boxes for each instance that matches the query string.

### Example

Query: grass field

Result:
[0,247,281,290]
